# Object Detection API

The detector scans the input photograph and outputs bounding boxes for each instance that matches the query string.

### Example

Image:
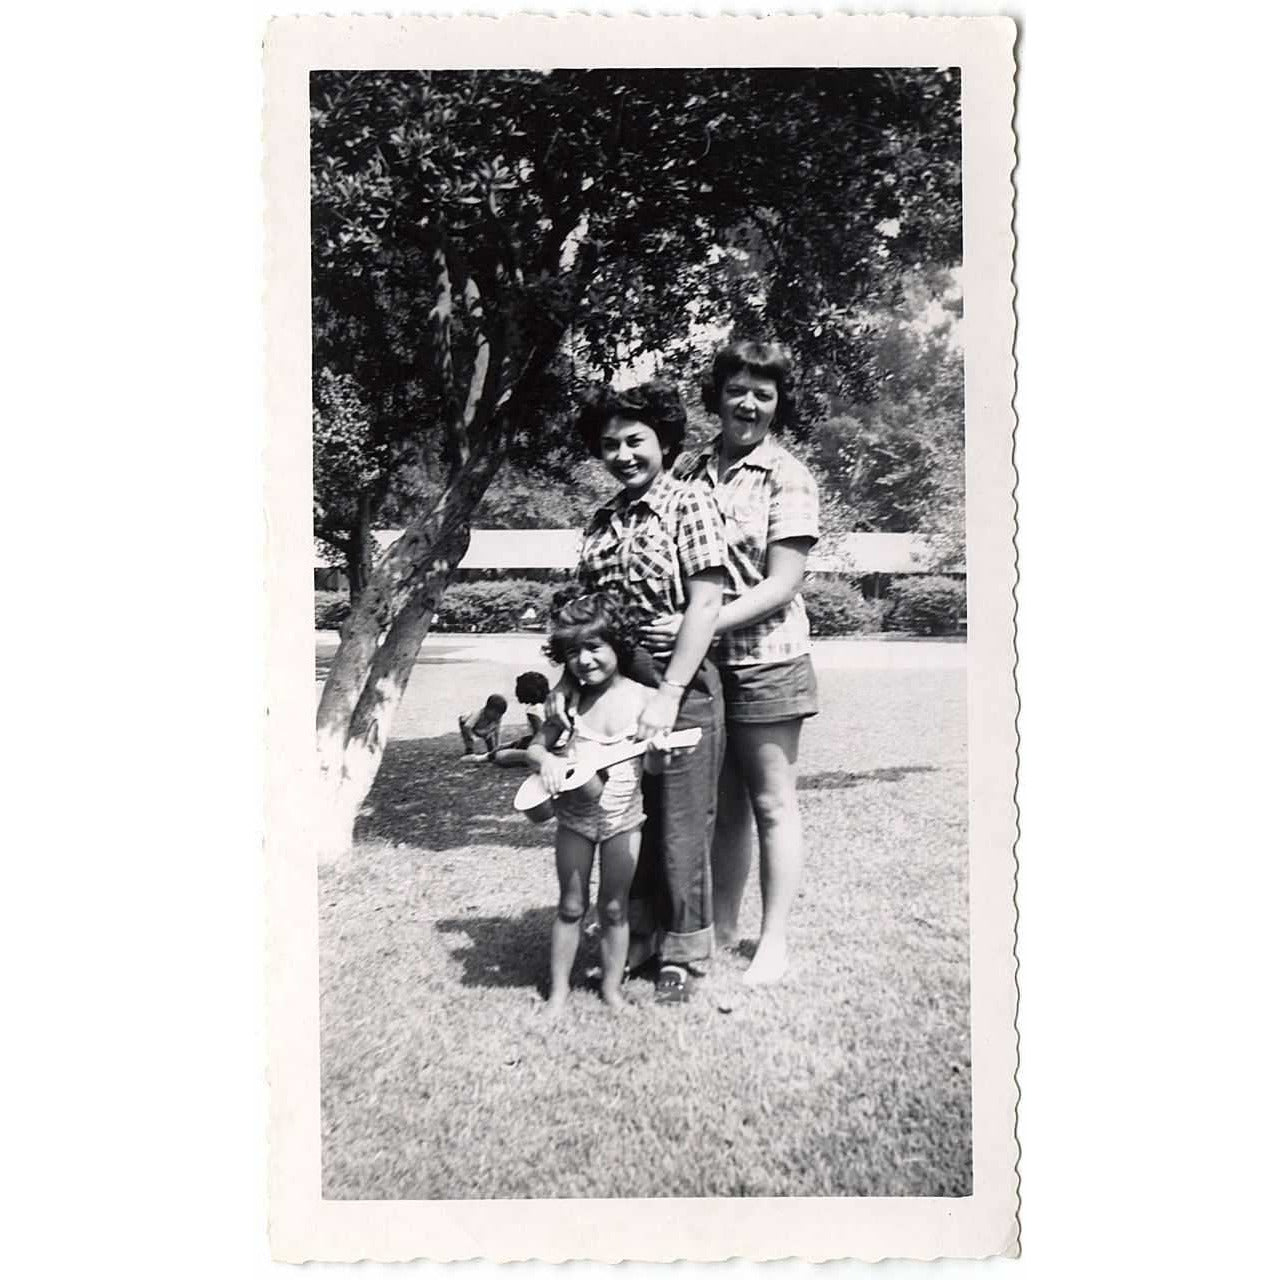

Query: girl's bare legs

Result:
[733,718,805,986]
[549,827,595,1015]
[596,828,642,1010]
[711,752,754,949]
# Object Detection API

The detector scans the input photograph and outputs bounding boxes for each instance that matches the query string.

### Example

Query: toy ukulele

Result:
[513,727,703,824]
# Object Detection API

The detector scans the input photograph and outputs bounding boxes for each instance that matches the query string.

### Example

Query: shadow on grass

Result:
[436,906,555,991]
[798,765,939,790]
[354,733,552,852]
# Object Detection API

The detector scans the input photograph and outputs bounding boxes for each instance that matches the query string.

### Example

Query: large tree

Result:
[794,268,966,558]
[311,68,961,854]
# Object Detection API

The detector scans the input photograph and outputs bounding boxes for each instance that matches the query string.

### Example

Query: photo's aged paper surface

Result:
[266,13,1017,1262]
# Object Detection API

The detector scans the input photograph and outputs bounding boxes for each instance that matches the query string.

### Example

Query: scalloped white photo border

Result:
[264,13,1018,1261]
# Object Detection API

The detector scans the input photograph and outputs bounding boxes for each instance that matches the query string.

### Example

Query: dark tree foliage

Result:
[309,67,963,849]
[798,287,965,539]
[311,67,961,547]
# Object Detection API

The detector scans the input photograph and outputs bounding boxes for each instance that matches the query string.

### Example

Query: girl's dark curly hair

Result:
[700,339,798,429]
[543,590,641,674]
[574,380,687,469]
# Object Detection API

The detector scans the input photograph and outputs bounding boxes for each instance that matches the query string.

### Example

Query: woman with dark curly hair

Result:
[650,340,821,986]
[564,379,728,1003]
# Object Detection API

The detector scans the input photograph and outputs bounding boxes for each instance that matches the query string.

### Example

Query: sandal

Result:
[655,963,691,1005]
[623,954,660,985]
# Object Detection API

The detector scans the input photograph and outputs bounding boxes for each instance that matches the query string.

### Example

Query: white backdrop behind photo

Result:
[4,1,1278,1277]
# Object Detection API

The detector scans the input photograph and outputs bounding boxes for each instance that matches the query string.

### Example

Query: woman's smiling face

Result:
[717,369,779,456]
[600,415,664,494]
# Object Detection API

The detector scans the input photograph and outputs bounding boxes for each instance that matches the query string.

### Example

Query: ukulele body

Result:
[513,728,702,824]
[520,766,606,825]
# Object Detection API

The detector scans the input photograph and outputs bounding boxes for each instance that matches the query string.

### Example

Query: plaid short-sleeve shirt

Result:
[577,469,726,623]
[677,433,820,666]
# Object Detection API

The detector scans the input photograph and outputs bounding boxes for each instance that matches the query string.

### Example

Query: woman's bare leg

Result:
[711,749,754,949]
[549,827,595,1015]
[733,719,805,985]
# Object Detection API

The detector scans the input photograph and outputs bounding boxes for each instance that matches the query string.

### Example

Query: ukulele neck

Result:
[581,727,702,771]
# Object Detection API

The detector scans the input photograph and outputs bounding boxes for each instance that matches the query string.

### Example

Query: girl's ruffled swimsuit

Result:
[552,719,646,843]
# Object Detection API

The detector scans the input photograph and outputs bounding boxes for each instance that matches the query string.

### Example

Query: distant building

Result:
[808,532,965,599]
[315,529,582,592]
[316,529,964,598]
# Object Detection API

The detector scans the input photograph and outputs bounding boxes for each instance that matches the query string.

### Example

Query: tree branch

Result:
[748,209,784,271]
[496,237,600,417]
[462,313,514,465]
[426,232,467,471]
[461,332,492,437]
[485,191,524,292]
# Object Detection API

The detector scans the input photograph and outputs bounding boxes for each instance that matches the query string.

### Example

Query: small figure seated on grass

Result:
[526,593,677,1016]
[458,693,507,757]
[462,671,550,767]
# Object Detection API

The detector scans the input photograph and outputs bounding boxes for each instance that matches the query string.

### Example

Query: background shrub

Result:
[319,574,969,637]
[887,575,967,635]
[315,590,351,630]
[434,579,555,632]
[802,577,887,637]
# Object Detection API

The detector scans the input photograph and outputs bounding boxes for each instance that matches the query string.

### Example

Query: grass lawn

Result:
[318,645,971,1199]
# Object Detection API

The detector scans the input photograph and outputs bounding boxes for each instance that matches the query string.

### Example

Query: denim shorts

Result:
[719,653,819,724]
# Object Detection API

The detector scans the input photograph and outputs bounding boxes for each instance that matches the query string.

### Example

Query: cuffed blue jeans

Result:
[626,647,725,965]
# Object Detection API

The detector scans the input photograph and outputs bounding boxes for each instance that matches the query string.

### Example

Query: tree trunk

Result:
[314,570,457,860]
[343,495,374,600]
[343,541,365,601]
[314,435,506,858]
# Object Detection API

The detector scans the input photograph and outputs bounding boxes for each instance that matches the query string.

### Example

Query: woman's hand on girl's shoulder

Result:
[637,684,681,739]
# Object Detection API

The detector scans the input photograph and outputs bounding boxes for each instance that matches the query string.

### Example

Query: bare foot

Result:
[545,989,569,1018]
[600,984,630,1012]
[742,943,788,987]
[715,926,740,951]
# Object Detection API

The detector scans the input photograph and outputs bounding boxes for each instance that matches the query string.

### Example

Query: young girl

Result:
[526,593,669,1015]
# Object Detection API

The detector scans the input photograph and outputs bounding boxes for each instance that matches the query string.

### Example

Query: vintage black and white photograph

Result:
[265,13,1016,1262]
